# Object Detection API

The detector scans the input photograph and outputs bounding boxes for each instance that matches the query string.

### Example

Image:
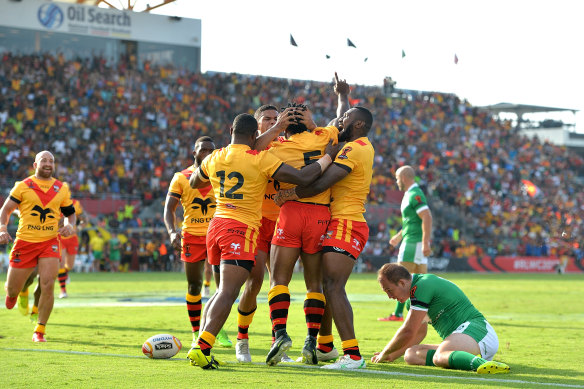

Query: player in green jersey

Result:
[371,264,509,374]
[379,165,432,322]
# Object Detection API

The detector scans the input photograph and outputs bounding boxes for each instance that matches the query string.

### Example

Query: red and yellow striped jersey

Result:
[9,176,73,242]
[267,126,338,205]
[330,137,374,222]
[168,165,216,236]
[200,144,283,229]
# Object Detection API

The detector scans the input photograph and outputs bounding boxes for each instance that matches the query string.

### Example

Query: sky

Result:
[129,0,584,130]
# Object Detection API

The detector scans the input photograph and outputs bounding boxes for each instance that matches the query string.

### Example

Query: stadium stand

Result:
[1,53,582,271]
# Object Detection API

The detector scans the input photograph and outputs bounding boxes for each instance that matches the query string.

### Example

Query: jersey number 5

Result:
[216,170,244,199]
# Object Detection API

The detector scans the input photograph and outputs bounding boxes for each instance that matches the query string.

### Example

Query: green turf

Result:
[1,272,583,388]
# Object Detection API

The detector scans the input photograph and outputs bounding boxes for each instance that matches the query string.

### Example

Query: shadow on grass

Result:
[52,322,179,334]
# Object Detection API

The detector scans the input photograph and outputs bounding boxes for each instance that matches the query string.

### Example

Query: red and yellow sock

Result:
[317,334,335,353]
[237,307,256,340]
[197,331,216,356]
[34,323,46,334]
[186,293,202,333]
[304,292,325,338]
[342,339,361,360]
[58,268,68,292]
[268,285,290,336]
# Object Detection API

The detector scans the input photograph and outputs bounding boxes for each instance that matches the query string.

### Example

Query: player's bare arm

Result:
[329,72,351,128]
[189,167,209,189]
[274,150,348,206]
[0,197,19,244]
[163,194,182,252]
[58,212,77,238]
[419,209,433,257]
[371,309,427,363]
[389,230,403,247]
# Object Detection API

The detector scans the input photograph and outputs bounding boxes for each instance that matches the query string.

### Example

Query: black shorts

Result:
[212,259,254,273]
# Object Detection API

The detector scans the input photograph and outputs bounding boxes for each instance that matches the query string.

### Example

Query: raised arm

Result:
[329,72,351,128]
[253,107,299,151]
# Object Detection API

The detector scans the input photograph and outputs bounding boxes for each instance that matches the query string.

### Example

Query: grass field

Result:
[1,271,583,388]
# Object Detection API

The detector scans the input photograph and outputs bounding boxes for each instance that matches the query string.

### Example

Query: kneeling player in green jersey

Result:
[371,264,509,374]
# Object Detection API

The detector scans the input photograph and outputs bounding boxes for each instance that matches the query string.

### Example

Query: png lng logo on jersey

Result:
[191,198,215,215]
[276,228,284,239]
[31,205,54,223]
[352,238,361,251]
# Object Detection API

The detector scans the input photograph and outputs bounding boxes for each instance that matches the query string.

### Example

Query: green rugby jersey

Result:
[400,183,428,242]
[406,274,485,339]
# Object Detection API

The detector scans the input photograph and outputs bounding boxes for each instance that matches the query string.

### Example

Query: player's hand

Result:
[170,231,182,252]
[296,108,317,131]
[58,224,75,237]
[389,235,401,247]
[422,241,431,257]
[273,188,298,207]
[371,351,391,363]
[275,107,299,131]
[334,72,350,96]
[0,230,13,244]
[325,140,343,159]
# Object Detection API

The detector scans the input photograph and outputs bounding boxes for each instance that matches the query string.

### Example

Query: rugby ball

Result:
[142,334,182,359]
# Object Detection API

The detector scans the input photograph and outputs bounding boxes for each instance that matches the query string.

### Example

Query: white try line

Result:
[3,348,583,388]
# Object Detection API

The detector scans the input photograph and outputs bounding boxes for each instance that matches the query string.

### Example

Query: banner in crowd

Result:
[364,255,584,273]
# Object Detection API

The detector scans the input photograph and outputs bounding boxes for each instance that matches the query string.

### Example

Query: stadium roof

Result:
[479,102,579,115]
[52,0,176,12]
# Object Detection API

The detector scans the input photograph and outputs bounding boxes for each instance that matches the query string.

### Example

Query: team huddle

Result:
[1,74,509,374]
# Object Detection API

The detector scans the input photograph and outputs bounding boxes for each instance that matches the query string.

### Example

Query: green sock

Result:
[425,349,436,366]
[394,301,405,317]
[448,351,487,371]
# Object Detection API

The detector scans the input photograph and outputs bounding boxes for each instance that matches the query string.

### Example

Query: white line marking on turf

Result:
[3,348,583,388]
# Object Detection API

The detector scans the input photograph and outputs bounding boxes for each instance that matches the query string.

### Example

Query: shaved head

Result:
[35,150,54,163]
[396,165,415,180]
[33,150,55,180]
[395,165,415,191]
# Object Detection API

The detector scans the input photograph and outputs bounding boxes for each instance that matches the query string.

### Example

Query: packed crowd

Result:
[1,52,583,260]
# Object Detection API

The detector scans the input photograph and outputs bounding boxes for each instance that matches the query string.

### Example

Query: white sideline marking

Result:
[3,348,583,388]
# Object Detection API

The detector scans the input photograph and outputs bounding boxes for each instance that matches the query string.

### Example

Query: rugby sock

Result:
[58,268,68,292]
[448,351,487,371]
[425,349,436,366]
[197,331,215,356]
[34,323,46,334]
[31,305,38,315]
[341,339,362,360]
[268,285,290,338]
[393,301,405,317]
[203,280,211,288]
[317,334,335,353]
[237,307,256,340]
[19,290,29,298]
[304,292,326,338]
[186,293,202,333]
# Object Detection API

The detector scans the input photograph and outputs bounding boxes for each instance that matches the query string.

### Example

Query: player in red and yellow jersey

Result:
[276,106,375,370]
[235,105,295,363]
[0,151,76,342]
[164,136,232,350]
[186,113,334,369]
[253,77,350,366]
[57,198,86,298]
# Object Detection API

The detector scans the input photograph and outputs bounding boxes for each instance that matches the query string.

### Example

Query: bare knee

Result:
[404,345,426,365]
[433,351,450,367]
